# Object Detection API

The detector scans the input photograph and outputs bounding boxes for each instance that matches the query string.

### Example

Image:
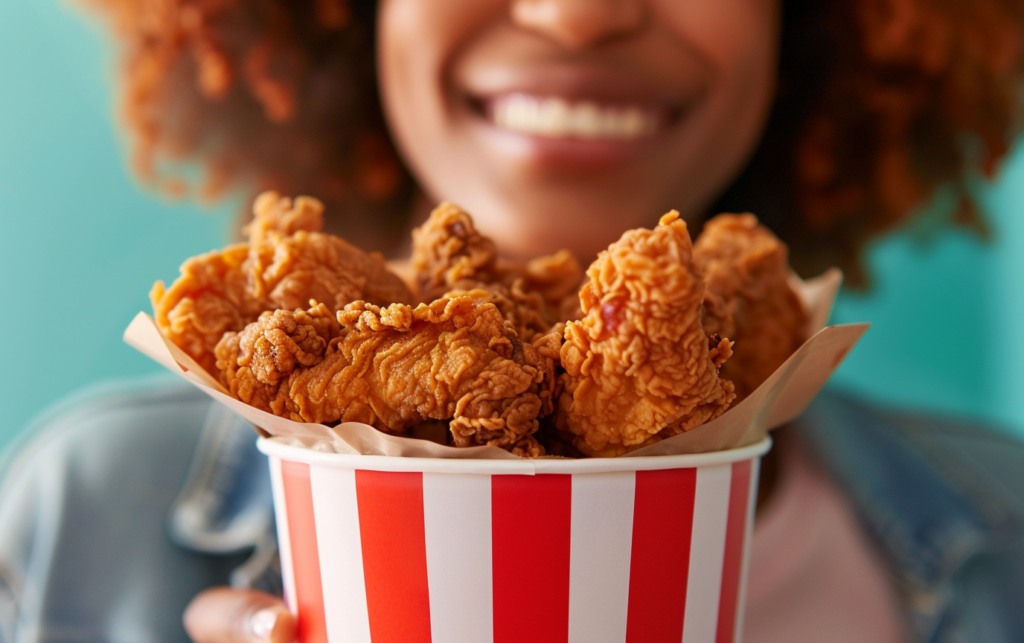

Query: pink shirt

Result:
[742,437,909,643]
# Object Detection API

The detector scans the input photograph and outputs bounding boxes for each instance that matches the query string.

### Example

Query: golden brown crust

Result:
[215,291,557,455]
[521,250,584,315]
[410,203,581,342]
[694,213,809,401]
[556,212,736,456]
[411,202,500,295]
[150,242,260,375]
[151,192,412,373]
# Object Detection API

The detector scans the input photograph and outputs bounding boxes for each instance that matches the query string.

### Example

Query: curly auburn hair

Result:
[82,0,1024,284]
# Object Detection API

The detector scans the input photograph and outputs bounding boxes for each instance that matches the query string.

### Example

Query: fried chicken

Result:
[411,202,500,295]
[521,249,585,321]
[151,192,412,374]
[410,203,582,340]
[215,291,558,457]
[694,214,808,401]
[557,212,736,456]
[153,196,811,458]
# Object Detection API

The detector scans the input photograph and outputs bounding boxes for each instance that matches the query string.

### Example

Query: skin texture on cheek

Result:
[376,0,450,186]
[377,0,496,194]
[664,0,780,212]
[378,0,780,262]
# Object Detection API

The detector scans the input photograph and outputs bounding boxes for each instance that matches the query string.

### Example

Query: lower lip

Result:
[465,111,668,171]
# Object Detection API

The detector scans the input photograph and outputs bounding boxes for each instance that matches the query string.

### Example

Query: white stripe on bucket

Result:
[423,472,494,643]
[309,466,372,643]
[568,471,636,643]
[268,456,297,612]
[681,464,732,643]
[732,460,761,643]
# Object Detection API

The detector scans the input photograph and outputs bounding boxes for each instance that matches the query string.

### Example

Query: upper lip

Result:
[456,62,704,112]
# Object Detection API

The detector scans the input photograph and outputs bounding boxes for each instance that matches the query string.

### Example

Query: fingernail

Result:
[249,607,280,641]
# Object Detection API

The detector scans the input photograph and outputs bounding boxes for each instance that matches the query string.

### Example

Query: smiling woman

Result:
[377,0,778,260]
[82,0,1024,281]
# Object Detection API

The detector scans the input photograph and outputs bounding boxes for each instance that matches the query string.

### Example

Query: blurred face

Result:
[379,0,780,259]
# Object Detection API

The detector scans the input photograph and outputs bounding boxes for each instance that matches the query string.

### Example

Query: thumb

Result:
[184,587,296,643]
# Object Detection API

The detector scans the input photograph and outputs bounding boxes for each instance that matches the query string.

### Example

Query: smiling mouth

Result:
[475,93,678,141]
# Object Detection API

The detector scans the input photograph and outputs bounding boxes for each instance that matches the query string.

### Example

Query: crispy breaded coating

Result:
[152,192,412,373]
[150,242,264,376]
[215,292,556,457]
[155,197,811,458]
[557,212,736,456]
[411,202,499,295]
[521,249,584,316]
[694,214,809,401]
[410,203,581,340]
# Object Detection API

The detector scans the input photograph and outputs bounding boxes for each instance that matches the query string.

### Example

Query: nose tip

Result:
[510,0,647,50]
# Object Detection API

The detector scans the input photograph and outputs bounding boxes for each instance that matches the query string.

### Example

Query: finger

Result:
[184,587,296,643]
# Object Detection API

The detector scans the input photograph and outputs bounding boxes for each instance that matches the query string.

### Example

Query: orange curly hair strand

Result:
[81,0,408,248]
[716,0,1024,285]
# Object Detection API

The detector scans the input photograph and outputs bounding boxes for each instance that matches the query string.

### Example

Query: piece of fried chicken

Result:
[411,202,501,295]
[557,212,736,456]
[215,291,558,457]
[694,214,808,401]
[410,202,582,340]
[151,192,412,374]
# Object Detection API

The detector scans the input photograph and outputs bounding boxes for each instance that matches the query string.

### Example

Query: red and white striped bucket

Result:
[258,437,771,643]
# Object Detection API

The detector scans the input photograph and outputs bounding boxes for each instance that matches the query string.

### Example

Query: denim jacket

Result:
[0,377,1022,642]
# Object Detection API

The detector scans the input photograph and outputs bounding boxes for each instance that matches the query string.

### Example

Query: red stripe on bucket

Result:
[492,474,572,643]
[716,460,753,643]
[355,470,432,643]
[280,461,329,643]
[625,468,698,643]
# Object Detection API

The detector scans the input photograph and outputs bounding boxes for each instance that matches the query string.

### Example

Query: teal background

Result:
[2,0,1023,455]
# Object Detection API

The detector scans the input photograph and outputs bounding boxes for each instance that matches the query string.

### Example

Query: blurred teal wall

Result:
[0,0,234,450]
[1,0,1022,455]
[828,172,1021,432]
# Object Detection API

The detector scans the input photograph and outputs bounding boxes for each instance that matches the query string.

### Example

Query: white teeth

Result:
[491,94,659,140]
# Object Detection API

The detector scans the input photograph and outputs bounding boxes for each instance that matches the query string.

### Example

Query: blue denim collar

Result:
[168,403,283,595]
[168,403,274,555]
[794,390,1024,640]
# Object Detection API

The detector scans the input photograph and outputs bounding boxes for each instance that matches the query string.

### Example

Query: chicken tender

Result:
[151,192,412,373]
[410,203,581,340]
[557,212,736,456]
[215,291,557,457]
[411,202,500,295]
[694,214,808,401]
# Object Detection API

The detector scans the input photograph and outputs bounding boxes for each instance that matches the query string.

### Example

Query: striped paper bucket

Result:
[258,437,771,643]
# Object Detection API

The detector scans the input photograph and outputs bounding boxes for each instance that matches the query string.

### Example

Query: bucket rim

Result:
[257,435,772,475]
